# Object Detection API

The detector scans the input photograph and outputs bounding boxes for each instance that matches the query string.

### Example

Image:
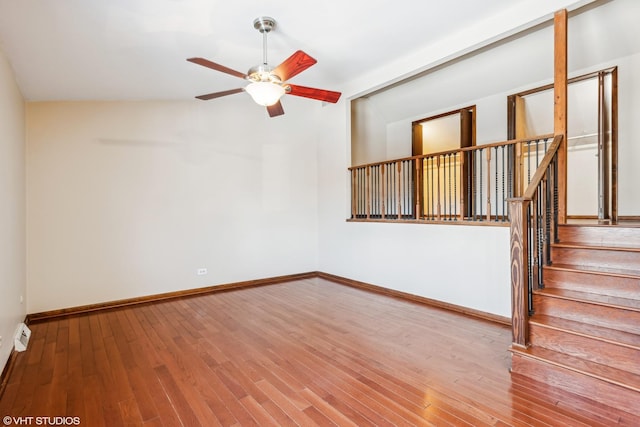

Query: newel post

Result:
[554,9,568,224]
[508,197,531,348]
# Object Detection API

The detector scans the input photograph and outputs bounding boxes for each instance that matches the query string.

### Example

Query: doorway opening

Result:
[411,107,476,218]
[507,67,617,221]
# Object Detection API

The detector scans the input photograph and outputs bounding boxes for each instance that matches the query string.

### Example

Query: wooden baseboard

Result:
[25,271,510,328]
[316,272,511,326]
[26,272,317,324]
[0,348,19,401]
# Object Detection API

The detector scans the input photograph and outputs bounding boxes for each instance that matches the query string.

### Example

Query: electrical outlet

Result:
[0,335,3,348]
[197,268,208,275]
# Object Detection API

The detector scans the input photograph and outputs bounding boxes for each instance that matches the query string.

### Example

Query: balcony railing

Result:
[349,134,554,224]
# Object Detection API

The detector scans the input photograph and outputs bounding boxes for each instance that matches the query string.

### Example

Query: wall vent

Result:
[14,323,31,352]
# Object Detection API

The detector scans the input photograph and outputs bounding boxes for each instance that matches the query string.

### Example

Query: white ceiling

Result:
[0,0,591,101]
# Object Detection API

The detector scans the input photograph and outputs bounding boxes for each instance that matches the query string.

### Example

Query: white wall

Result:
[319,0,640,318]
[26,98,321,313]
[318,102,512,316]
[0,48,25,372]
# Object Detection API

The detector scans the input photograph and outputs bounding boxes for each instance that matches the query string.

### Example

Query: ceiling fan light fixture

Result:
[188,16,341,117]
[246,81,285,106]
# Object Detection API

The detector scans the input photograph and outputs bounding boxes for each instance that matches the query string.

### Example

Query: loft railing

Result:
[349,134,554,223]
[508,134,563,348]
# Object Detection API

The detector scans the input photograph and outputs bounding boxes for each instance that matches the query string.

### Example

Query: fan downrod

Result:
[253,17,276,34]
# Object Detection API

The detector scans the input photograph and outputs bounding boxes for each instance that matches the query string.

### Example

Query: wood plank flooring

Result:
[1,278,638,426]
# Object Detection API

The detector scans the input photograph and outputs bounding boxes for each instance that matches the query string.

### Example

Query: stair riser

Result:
[529,324,640,375]
[533,294,640,334]
[551,246,640,271]
[511,352,640,416]
[557,225,640,246]
[544,268,640,298]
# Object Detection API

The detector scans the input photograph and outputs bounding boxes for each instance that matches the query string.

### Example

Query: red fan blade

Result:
[187,57,248,79]
[273,50,317,81]
[195,88,244,100]
[287,84,341,103]
[267,101,285,117]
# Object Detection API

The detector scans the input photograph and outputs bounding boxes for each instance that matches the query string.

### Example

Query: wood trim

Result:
[611,67,619,223]
[346,218,510,227]
[0,348,20,401]
[598,71,609,220]
[24,271,511,332]
[316,272,511,326]
[460,106,476,148]
[411,120,423,156]
[619,216,640,222]
[25,272,318,324]
[512,67,618,98]
[514,96,527,140]
[411,105,476,127]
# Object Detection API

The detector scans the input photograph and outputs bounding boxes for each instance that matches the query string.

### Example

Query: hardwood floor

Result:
[1,278,638,426]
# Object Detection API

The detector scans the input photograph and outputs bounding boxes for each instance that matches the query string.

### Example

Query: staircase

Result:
[510,223,640,416]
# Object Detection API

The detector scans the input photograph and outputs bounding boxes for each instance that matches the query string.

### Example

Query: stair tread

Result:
[511,346,640,392]
[561,223,640,229]
[535,288,640,310]
[554,241,640,251]
[546,262,640,279]
[530,314,640,349]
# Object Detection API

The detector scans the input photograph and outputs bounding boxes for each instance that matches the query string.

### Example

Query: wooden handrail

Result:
[348,134,554,170]
[509,133,563,348]
[522,134,564,200]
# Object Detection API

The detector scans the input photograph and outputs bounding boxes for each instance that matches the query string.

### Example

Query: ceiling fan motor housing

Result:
[247,64,282,84]
[253,17,276,33]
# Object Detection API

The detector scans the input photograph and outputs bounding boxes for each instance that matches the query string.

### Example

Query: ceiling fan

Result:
[187,17,341,118]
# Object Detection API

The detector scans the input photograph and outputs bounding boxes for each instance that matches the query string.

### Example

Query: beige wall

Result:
[26,99,321,313]
[0,48,25,372]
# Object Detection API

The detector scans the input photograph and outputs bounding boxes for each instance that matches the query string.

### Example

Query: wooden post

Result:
[514,142,523,197]
[415,159,421,219]
[436,156,441,220]
[554,9,568,224]
[366,166,371,219]
[396,162,402,218]
[611,67,619,223]
[381,164,386,219]
[460,153,466,221]
[486,149,492,221]
[351,169,356,218]
[509,198,531,348]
